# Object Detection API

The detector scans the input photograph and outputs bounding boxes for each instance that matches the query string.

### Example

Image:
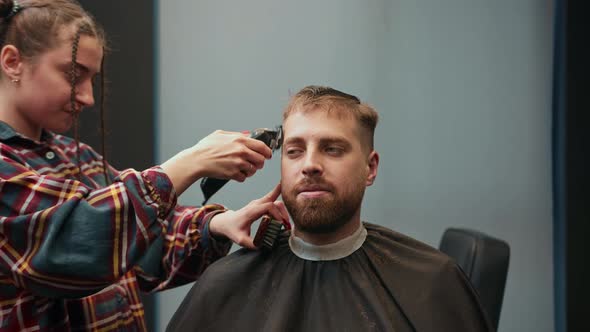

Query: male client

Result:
[167,86,493,332]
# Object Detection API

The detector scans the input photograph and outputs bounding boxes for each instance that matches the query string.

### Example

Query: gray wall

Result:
[156,1,554,331]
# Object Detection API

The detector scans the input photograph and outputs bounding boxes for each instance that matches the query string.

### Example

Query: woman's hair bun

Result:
[0,0,19,20]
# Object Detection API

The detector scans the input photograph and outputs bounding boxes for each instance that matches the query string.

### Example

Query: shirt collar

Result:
[0,120,53,145]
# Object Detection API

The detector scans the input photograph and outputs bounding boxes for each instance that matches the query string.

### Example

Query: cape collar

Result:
[289,223,367,261]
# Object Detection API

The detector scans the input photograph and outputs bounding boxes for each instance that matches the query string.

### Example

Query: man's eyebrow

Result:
[283,137,305,145]
[283,136,351,146]
[318,136,351,147]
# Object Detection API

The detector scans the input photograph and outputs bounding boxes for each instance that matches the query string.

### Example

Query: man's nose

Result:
[301,151,323,177]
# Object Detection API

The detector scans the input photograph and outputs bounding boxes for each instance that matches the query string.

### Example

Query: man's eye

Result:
[325,146,343,155]
[286,149,302,156]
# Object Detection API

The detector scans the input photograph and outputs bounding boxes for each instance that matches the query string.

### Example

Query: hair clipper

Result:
[253,215,291,251]
[200,126,283,205]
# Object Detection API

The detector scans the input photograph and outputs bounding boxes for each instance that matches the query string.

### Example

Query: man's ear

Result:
[1,45,24,80]
[366,150,379,186]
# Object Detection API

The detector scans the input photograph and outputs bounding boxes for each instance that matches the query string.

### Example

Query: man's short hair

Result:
[283,85,379,150]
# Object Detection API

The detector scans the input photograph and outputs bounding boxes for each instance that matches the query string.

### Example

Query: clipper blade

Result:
[253,216,284,250]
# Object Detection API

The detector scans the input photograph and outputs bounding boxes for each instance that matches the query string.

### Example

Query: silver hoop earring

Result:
[11,78,20,83]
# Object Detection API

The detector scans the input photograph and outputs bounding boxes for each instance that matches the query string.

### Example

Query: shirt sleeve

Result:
[0,147,229,298]
[133,204,233,292]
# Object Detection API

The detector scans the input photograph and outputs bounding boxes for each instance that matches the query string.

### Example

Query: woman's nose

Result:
[76,80,95,107]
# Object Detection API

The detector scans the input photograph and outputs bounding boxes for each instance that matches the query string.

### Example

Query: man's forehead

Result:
[290,103,356,118]
[282,111,359,141]
[284,109,357,125]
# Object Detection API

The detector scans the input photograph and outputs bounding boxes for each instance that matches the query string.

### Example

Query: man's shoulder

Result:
[362,222,455,275]
[198,239,288,279]
[199,223,458,288]
[208,224,455,276]
[363,222,447,257]
[362,222,494,332]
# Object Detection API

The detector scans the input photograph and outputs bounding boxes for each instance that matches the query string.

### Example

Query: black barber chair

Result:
[439,228,510,330]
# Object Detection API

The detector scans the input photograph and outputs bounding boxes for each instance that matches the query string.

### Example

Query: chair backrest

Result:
[439,228,510,330]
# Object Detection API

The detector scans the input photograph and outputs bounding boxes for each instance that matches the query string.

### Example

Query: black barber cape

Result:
[167,223,493,332]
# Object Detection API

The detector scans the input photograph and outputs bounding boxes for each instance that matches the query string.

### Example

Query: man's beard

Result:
[282,179,365,234]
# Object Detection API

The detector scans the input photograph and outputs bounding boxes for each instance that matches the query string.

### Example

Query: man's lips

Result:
[298,191,330,199]
[296,184,332,197]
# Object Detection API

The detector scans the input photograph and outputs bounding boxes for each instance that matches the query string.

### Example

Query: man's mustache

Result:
[293,179,334,194]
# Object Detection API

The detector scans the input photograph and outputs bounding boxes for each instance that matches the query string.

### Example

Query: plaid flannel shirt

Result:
[0,121,232,331]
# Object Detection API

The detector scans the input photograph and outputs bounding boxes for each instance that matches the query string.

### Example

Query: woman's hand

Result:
[190,130,272,181]
[208,184,290,249]
[161,130,273,195]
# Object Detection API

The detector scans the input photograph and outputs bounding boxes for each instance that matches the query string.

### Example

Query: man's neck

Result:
[292,218,362,246]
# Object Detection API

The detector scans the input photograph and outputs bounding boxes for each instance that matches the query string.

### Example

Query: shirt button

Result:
[45,151,55,160]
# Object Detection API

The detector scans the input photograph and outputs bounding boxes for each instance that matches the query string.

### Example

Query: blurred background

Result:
[76,1,588,331]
